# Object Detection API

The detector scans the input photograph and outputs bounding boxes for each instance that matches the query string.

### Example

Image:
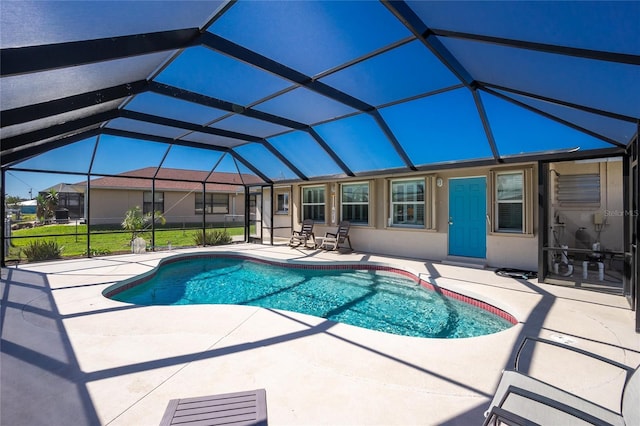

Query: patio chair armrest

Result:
[515,337,634,374]
[494,385,614,426]
[482,406,541,426]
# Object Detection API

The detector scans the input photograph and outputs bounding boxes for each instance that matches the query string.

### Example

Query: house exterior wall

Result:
[288,162,540,271]
[277,159,622,271]
[89,189,143,224]
[163,191,195,223]
[88,189,245,226]
[88,159,620,273]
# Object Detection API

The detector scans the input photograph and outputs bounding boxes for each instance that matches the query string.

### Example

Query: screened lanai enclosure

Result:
[1,1,639,329]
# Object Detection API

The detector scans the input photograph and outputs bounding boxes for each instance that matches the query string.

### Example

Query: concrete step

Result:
[442,256,487,269]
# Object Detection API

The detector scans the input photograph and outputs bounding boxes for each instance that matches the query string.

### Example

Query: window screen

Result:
[302,186,325,222]
[390,179,425,227]
[496,172,524,232]
[341,182,369,225]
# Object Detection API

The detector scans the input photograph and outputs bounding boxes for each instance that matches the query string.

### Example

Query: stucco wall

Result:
[163,192,195,223]
[487,234,538,271]
[288,163,540,270]
[89,189,142,224]
[89,189,245,226]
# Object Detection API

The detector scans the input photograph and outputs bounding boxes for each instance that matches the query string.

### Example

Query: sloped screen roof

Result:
[2,0,638,186]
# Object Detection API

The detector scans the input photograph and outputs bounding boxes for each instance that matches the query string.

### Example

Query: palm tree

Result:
[121,206,166,241]
[44,189,59,219]
[45,188,58,206]
[35,194,47,222]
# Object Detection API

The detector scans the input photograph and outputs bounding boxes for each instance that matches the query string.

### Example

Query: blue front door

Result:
[449,177,486,258]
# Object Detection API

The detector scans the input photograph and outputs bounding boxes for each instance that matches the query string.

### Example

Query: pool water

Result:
[108,257,513,338]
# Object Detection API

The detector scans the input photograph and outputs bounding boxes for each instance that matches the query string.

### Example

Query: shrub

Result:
[211,229,233,245]
[22,240,62,262]
[193,229,233,246]
[121,206,166,241]
[193,231,205,246]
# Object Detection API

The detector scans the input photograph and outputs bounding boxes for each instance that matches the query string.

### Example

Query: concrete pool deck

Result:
[2,243,639,425]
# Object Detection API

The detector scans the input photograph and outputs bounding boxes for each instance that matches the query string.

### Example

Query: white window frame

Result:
[275,191,289,215]
[491,168,533,235]
[340,181,369,225]
[389,177,434,229]
[301,185,326,223]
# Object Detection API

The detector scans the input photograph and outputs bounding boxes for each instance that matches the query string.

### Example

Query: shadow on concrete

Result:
[1,267,100,425]
[2,254,636,426]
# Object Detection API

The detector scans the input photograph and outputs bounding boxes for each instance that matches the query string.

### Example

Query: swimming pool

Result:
[104,254,516,338]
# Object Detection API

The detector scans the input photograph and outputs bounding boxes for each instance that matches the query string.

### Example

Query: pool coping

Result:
[102,251,519,327]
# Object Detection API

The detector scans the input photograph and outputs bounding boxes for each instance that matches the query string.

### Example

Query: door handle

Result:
[448,217,453,226]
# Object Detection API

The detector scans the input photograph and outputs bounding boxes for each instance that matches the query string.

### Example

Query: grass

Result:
[6,223,248,262]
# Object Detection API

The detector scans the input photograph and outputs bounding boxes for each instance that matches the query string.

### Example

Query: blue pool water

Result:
[108,257,513,338]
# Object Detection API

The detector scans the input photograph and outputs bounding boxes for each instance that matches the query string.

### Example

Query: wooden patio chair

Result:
[289,219,315,248]
[317,220,352,251]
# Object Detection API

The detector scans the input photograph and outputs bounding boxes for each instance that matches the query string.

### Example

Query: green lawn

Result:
[6,224,246,261]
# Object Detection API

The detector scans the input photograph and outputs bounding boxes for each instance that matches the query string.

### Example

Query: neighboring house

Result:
[17,199,37,215]
[74,167,254,226]
[39,183,85,219]
[268,158,624,273]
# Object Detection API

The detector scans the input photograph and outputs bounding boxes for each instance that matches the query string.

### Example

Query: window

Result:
[276,192,289,214]
[390,179,425,227]
[492,168,533,234]
[302,186,325,222]
[143,191,164,215]
[496,172,524,232]
[491,169,533,234]
[195,193,229,214]
[341,182,369,225]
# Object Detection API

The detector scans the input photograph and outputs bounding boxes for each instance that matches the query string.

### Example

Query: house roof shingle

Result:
[76,168,261,193]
